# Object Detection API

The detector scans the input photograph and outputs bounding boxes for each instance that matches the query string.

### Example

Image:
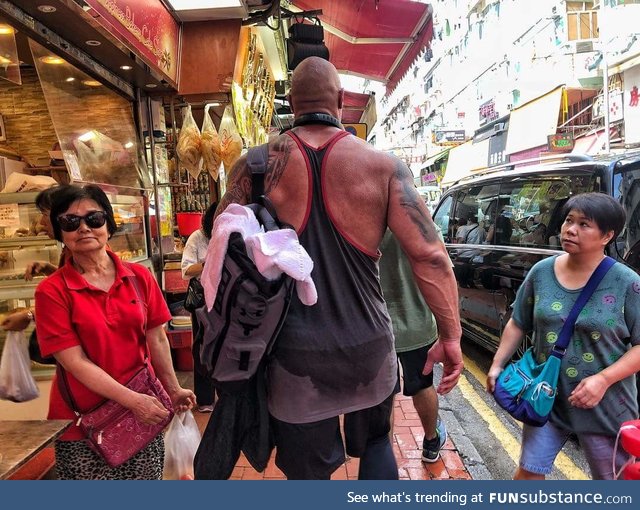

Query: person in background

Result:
[217,56,462,480]
[456,214,484,244]
[487,193,640,479]
[379,229,448,464]
[1,186,64,332]
[35,184,195,479]
[181,201,218,413]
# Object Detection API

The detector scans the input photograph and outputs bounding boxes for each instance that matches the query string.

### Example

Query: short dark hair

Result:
[50,184,117,242]
[201,201,219,240]
[561,192,625,242]
[35,186,62,212]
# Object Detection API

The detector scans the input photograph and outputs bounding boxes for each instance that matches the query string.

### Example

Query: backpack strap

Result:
[247,143,270,204]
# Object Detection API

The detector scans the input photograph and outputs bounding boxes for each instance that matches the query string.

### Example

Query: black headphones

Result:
[293,113,343,129]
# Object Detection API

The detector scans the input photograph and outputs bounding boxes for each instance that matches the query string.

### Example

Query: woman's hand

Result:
[170,387,196,413]
[1,310,31,331]
[128,392,171,425]
[486,364,504,393]
[568,373,609,409]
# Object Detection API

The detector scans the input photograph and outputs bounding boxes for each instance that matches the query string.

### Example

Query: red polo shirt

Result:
[35,251,171,441]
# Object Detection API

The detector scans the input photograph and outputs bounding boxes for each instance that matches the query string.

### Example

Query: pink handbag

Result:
[60,363,174,467]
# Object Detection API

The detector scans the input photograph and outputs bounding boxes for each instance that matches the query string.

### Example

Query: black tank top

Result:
[267,130,397,423]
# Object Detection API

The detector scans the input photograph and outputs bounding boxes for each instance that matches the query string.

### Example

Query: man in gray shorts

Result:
[380,230,447,463]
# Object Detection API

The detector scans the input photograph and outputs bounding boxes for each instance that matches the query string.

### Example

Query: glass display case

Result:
[0,191,60,374]
[106,191,148,263]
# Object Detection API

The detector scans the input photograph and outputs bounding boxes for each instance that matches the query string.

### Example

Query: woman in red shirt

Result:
[35,184,195,480]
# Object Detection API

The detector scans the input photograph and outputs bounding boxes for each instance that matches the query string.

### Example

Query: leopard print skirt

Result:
[54,435,164,480]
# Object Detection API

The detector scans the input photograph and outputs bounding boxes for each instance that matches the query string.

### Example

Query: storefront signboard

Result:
[434,130,466,145]
[343,123,367,140]
[547,133,574,152]
[84,0,180,85]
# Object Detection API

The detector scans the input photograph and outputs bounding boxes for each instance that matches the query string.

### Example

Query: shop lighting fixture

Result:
[124,142,134,149]
[165,0,242,10]
[0,25,15,35]
[78,131,96,142]
[206,102,221,107]
[0,56,12,65]
[120,65,133,70]
[146,83,157,88]
[85,40,101,46]
[65,77,75,82]
[40,55,66,65]
[82,79,102,87]
[37,5,57,13]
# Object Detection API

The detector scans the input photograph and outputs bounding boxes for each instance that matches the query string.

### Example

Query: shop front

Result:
[0,1,185,476]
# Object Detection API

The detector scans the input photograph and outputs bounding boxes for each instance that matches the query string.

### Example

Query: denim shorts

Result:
[520,420,630,479]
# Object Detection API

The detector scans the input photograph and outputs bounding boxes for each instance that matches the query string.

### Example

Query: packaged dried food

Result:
[219,105,243,177]
[200,104,222,181]
[176,105,202,179]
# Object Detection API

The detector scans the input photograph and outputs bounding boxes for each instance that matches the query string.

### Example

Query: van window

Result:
[432,194,454,242]
[617,165,640,264]
[497,180,575,248]
[452,184,500,244]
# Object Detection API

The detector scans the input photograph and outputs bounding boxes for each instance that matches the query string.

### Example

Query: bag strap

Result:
[246,143,269,204]
[58,269,149,416]
[551,256,616,359]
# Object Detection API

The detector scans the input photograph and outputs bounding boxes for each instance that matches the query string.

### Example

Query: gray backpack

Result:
[195,144,295,394]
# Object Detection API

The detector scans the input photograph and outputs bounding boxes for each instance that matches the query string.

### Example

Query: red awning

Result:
[341,90,372,123]
[291,0,433,94]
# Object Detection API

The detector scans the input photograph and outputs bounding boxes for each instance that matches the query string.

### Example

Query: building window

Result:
[566,1,598,40]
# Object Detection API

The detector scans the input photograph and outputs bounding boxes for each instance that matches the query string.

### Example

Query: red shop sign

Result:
[85,0,180,85]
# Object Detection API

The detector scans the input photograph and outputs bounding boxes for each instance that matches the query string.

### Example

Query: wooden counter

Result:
[0,420,71,480]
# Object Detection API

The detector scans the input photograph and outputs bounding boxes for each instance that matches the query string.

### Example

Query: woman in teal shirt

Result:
[487,192,640,480]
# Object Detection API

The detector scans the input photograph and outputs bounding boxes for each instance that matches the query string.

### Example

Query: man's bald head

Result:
[289,57,343,117]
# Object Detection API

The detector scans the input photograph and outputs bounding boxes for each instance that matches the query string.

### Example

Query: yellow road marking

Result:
[460,353,589,480]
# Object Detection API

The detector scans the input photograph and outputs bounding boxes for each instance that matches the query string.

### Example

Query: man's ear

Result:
[338,88,344,110]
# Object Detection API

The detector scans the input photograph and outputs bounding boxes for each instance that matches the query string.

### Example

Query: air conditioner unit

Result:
[493,122,505,133]
[575,40,594,53]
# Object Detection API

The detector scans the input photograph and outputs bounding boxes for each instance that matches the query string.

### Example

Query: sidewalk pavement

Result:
[192,393,473,480]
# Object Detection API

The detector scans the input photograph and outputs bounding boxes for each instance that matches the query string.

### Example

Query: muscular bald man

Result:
[218,57,462,480]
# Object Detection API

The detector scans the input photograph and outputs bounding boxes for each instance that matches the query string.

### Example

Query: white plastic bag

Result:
[0,331,39,402]
[0,173,58,193]
[163,410,201,480]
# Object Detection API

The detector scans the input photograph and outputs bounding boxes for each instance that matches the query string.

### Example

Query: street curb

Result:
[440,402,493,480]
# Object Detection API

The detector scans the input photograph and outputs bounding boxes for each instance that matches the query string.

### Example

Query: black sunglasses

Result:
[58,211,108,232]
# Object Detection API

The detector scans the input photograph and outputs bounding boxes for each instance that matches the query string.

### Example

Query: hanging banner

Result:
[84,0,180,85]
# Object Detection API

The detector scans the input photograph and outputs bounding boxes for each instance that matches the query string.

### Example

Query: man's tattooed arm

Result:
[393,159,438,243]
[265,136,292,194]
[216,156,251,217]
